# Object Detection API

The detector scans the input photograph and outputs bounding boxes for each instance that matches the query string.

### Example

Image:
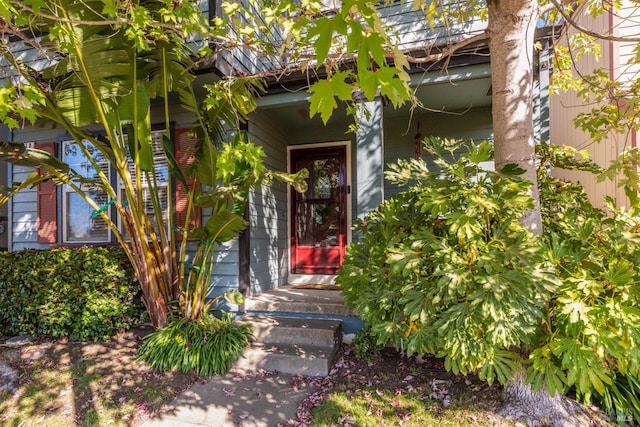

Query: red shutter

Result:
[175,128,201,239]
[37,142,58,243]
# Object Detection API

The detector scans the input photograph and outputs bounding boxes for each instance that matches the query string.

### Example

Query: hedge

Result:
[0,246,144,341]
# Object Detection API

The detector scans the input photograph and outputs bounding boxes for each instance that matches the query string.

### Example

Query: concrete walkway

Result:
[142,369,309,427]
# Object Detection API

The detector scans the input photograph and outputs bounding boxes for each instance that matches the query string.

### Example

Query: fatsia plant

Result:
[338,137,559,384]
[0,0,305,329]
[536,143,640,423]
[339,138,640,422]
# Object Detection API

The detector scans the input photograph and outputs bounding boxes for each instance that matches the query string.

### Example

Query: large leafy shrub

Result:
[0,247,143,340]
[535,144,640,423]
[338,138,640,423]
[338,138,558,384]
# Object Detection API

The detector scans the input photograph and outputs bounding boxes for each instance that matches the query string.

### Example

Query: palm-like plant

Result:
[0,0,304,329]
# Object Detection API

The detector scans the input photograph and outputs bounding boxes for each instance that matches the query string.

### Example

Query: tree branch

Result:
[404,33,488,65]
[549,0,640,42]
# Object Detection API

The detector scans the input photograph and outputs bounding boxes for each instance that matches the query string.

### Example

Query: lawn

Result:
[298,347,508,426]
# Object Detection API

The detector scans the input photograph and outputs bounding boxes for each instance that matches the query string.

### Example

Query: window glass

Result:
[62,140,111,243]
[61,130,170,243]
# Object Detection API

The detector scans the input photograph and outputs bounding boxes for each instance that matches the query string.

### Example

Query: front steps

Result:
[243,286,356,317]
[235,315,343,377]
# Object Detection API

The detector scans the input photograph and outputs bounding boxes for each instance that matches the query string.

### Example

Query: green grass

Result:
[311,389,506,426]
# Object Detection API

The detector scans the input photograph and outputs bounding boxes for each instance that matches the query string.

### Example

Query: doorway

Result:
[289,144,349,275]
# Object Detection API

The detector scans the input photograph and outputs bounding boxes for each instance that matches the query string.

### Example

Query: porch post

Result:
[355,96,384,223]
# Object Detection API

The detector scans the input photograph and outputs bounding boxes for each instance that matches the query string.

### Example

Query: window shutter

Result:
[175,128,201,238]
[37,142,58,243]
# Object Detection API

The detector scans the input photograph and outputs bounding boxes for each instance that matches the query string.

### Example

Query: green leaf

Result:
[223,290,244,305]
[306,16,346,65]
[161,135,188,190]
[499,163,526,176]
[308,72,354,124]
[377,66,410,108]
[195,139,218,187]
[204,211,247,243]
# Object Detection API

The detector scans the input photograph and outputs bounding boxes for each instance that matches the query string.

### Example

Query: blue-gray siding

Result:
[247,113,290,293]
[219,0,487,76]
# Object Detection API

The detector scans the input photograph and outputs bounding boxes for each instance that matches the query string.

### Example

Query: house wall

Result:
[9,127,61,251]
[246,113,290,293]
[217,0,487,76]
[380,0,487,53]
[6,107,240,296]
[215,0,287,76]
[549,5,629,210]
[614,1,640,87]
[0,165,5,250]
[382,107,494,196]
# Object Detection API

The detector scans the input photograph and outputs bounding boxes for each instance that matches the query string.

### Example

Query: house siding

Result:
[614,0,640,88]
[247,113,290,293]
[10,127,63,250]
[380,0,487,53]
[549,5,628,209]
[0,163,6,251]
[216,0,487,76]
[382,107,493,197]
[215,0,286,76]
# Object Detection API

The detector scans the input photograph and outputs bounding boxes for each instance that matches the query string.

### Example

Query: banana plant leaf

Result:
[120,83,153,171]
[195,138,218,188]
[0,143,71,175]
[204,211,247,243]
[161,135,189,190]
[0,171,49,207]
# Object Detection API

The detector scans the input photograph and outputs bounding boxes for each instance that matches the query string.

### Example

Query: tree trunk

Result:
[485,0,596,424]
[487,0,542,235]
[499,373,596,426]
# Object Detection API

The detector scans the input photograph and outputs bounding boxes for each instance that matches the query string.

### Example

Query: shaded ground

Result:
[0,330,505,426]
[0,326,199,426]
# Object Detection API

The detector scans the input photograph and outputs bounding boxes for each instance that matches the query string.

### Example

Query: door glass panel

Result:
[310,158,339,199]
[296,201,340,247]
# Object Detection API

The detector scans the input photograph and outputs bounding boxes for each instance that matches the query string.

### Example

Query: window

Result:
[118,130,170,237]
[61,139,111,243]
[61,129,170,243]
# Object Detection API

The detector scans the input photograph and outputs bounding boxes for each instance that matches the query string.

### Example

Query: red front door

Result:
[290,145,347,275]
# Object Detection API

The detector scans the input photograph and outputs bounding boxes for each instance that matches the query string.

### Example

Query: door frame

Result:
[287,141,352,277]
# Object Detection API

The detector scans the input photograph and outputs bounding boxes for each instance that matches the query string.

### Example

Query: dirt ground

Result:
[0,326,199,425]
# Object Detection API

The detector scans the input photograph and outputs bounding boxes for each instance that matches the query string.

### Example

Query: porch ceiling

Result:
[257,65,493,126]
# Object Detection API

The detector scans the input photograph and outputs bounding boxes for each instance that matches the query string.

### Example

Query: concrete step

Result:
[244,287,356,316]
[233,315,343,376]
[245,316,342,348]
[235,342,339,377]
